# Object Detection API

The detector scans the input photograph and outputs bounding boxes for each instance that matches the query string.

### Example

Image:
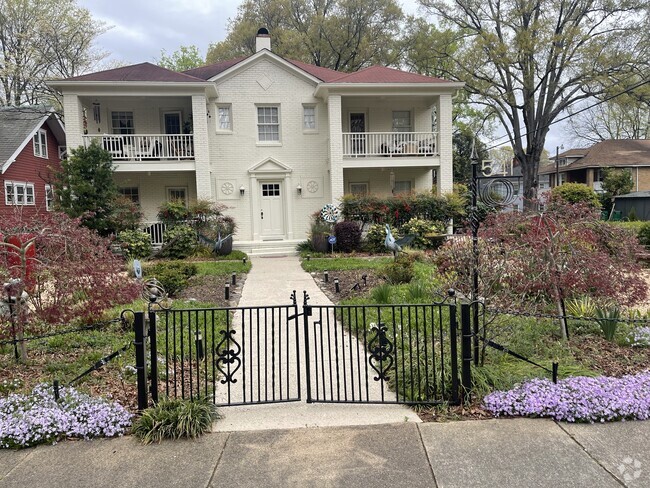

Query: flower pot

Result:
[216,235,233,255]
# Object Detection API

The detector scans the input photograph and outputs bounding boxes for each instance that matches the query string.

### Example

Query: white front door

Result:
[260,182,285,239]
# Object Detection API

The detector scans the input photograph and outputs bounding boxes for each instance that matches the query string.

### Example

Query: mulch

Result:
[309,269,384,303]
[177,273,247,308]
[569,334,650,377]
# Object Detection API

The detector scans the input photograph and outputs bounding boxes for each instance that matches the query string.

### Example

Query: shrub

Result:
[145,262,197,297]
[117,229,152,259]
[483,372,650,422]
[549,183,601,208]
[371,283,393,304]
[0,383,132,448]
[364,223,389,253]
[400,217,445,249]
[159,225,197,259]
[382,255,415,284]
[637,222,650,249]
[158,199,191,224]
[131,397,218,444]
[595,306,620,342]
[334,221,362,253]
[407,281,429,302]
[629,326,650,347]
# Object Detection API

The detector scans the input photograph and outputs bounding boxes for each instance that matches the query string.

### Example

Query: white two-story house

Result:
[50,30,463,254]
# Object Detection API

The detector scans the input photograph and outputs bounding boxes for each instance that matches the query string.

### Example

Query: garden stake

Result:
[243,257,247,264]
[553,362,558,384]
[307,254,311,261]
[324,271,329,283]
[334,279,340,293]
[53,379,60,401]
[231,272,236,285]
[195,331,205,361]
[361,274,367,286]
[225,284,230,300]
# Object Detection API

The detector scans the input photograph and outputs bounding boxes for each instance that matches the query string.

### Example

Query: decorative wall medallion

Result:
[221,182,234,195]
[307,180,319,193]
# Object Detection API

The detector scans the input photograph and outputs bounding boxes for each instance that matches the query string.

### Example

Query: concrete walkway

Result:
[2,419,649,487]
[213,255,420,431]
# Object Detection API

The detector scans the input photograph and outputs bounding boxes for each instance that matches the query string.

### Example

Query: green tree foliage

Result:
[453,126,489,185]
[206,0,404,71]
[550,183,601,208]
[53,142,121,236]
[600,167,635,214]
[0,0,108,106]
[157,45,204,72]
[420,0,648,207]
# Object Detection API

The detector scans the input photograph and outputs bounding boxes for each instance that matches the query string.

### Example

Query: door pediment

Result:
[248,157,292,175]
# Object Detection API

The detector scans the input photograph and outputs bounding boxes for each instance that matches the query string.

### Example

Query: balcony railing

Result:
[83,134,194,161]
[342,132,438,158]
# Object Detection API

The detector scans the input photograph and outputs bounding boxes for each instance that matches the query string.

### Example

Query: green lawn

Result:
[301,256,391,272]
[193,260,251,276]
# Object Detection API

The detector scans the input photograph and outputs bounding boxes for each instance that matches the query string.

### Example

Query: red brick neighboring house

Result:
[0,107,66,220]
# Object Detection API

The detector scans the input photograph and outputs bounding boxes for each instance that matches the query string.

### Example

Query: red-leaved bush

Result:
[0,211,140,333]
[435,203,648,312]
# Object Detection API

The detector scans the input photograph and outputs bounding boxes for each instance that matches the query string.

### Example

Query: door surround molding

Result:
[248,158,294,241]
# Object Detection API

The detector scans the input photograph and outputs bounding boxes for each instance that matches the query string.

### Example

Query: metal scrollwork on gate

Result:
[214,329,241,384]
[368,323,394,381]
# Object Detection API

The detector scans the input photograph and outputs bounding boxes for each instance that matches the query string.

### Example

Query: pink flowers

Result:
[483,372,650,423]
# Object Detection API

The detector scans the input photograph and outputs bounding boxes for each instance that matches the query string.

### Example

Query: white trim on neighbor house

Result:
[33,129,48,158]
[4,181,35,206]
[1,112,59,174]
[45,184,54,211]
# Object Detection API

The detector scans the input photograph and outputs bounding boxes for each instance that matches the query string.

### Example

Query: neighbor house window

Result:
[45,184,54,211]
[303,105,316,131]
[257,106,280,142]
[111,111,134,134]
[119,187,140,204]
[392,111,411,132]
[4,181,35,205]
[217,105,232,131]
[33,129,48,158]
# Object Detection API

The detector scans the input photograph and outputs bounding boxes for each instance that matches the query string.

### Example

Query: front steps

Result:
[234,239,302,257]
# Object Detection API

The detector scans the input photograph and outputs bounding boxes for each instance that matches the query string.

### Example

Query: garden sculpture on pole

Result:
[384,224,414,259]
[198,231,232,254]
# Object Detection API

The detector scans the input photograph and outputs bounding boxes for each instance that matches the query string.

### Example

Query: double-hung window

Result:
[119,187,140,204]
[257,106,280,142]
[392,111,411,133]
[45,184,54,211]
[33,129,48,158]
[111,111,134,134]
[303,105,316,131]
[217,105,232,131]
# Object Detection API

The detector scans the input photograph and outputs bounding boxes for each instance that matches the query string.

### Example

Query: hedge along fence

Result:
[340,192,465,228]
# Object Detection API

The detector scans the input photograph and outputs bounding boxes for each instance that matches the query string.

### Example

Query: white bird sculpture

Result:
[384,224,415,259]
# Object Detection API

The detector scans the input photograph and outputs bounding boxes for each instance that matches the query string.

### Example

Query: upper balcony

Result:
[341,132,439,168]
[83,134,195,172]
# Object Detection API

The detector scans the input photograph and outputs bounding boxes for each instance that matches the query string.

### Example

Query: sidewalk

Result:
[1,419,648,487]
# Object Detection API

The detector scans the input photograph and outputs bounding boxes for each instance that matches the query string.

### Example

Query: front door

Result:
[260,182,285,239]
[350,112,366,154]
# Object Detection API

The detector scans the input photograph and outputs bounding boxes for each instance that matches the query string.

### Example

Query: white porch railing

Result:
[142,221,167,249]
[83,134,194,161]
[342,132,438,157]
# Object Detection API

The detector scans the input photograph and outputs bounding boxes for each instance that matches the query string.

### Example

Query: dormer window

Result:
[33,129,48,158]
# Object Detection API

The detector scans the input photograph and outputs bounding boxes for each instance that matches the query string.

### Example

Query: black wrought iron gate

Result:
[132,292,471,410]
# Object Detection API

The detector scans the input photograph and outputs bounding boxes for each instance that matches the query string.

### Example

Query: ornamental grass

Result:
[483,371,650,423]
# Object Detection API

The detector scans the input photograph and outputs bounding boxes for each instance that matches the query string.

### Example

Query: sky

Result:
[77,0,565,152]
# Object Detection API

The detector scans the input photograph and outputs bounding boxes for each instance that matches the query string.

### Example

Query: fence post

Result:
[302,291,312,403]
[134,311,148,410]
[448,302,460,405]
[148,311,159,404]
[460,303,473,402]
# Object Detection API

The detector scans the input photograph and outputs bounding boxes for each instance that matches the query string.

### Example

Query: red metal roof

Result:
[62,62,205,83]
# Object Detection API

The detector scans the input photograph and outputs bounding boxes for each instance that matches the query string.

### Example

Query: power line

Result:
[483,76,650,151]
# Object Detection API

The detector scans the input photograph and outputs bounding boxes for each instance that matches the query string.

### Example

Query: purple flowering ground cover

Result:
[0,383,132,449]
[483,371,650,423]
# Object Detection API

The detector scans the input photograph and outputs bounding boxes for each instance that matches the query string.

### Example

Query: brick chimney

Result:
[256,27,271,52]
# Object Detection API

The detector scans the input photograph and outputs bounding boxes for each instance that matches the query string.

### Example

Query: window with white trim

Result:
[167,187,188,206]
[394,181,412,194]
[392,111,411,132]
[349,182,369,196]
[119,187,139,204]
[33,129,48,158]
[303,105,316,131]
[217,105,232,131]
[257,106,280,142]
[45,184,54,211]
[111,111,134,134]
[4,181,35,206]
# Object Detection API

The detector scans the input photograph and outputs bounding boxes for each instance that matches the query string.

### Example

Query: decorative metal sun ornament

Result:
[477,160,519,208]
[320,204,340,223]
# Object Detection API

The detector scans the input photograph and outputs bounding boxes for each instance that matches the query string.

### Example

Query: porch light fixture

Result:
[92,101,100,123]
[239,185,245,196]
[296,184,302,195]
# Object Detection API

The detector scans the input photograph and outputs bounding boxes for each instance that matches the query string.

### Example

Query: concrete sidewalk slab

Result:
[0,434,229,488]
[561,421,650,487]
[418,419,621,488]
[210,423,434,488]
[0,450,32,481]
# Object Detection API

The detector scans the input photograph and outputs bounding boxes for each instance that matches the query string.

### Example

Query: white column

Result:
[437,93,454,195]
[62,94,84,151]
[191,94,212,200]
[327,95,344,202]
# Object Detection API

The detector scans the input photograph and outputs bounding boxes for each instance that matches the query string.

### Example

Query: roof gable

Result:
[248,157,292,174]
